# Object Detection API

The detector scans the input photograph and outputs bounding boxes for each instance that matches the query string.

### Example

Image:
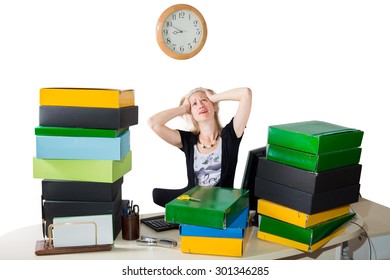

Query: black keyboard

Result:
[140,215,180,232]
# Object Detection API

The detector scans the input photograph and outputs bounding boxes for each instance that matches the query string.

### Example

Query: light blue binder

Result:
[36,129,130,160]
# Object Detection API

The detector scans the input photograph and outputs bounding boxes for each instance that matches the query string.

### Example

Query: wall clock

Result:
[156,4,207,60]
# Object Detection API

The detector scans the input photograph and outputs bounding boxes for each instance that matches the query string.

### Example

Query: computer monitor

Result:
[241,146,266,212]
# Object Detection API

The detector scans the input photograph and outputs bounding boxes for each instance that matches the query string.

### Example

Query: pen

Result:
[123,206,128,217]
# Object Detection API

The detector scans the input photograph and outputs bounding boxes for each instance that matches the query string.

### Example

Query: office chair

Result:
[152,186,192,208]
[152,146,266,209]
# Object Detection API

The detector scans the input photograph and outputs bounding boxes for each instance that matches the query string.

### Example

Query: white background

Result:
[0,0,389,246]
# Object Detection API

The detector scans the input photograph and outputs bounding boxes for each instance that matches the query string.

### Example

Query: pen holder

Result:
[122,214,140,241]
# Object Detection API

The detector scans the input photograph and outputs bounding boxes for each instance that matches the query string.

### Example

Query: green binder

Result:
[35,126,127,138]
[266,144,362,172]
[258,212,356,245]
[267,121,364,154]
[33,150,132,183]
[165,186,249,229]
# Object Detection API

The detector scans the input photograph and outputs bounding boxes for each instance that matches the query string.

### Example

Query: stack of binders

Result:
[254,120,364,252]
[165,186,250,257]
[33,88,138,247]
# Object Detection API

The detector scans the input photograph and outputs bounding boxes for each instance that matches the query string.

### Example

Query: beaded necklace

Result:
[198,133,220,149]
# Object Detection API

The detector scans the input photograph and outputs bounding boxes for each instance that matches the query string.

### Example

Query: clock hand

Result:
[171,25,183,33]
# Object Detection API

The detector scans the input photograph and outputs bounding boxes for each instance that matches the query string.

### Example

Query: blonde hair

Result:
[180,87,222,134]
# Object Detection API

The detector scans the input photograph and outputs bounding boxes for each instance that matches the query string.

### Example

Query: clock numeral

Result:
[193,20,199,27]
[193,38,197,44]
[163,29,168,36]
[196,29,201,35]
[166,38,171,44]
[179,11,185,19]
[188,43,193,50]
[166,21,172,27]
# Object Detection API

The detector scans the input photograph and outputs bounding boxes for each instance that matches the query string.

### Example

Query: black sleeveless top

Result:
[178,117,243,189]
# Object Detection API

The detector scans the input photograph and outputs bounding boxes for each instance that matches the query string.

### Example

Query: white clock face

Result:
[162,10,204,54]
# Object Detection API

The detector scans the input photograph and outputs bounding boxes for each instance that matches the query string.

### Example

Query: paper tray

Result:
[35,221,112,256]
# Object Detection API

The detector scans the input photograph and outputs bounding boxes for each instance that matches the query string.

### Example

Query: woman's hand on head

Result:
[180,96,191,114]
[205,89,218,103]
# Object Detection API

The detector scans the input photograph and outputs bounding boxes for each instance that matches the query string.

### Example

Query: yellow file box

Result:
[40,88,135,108]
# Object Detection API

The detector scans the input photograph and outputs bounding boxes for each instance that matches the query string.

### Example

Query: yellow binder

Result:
[257,199,350,228]
[40,88,135,108]
[180,227,251,257]
[257,227,345,252]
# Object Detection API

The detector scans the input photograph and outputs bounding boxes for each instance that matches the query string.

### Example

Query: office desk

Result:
[350,198,390,238]
[0,213,363,260]
[348,198,390,259]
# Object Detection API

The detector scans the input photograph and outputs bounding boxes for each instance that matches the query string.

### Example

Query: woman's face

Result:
[189,91,215,122]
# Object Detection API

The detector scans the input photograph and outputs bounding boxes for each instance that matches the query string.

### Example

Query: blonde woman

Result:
[148,87,252,207]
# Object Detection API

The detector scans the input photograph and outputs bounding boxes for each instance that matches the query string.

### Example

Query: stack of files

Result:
[165,186,250,257]
[34,88,137,182]
[33,88,138,245]
[254,120,364,251]
[266,120,363,173]
[41,179,128,239]
[255,120,364,214]
[257,199,355,252]
[255,157,362,214]
[38,87,138,129]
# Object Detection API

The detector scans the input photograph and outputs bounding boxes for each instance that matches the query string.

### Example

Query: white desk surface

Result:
[0,212,363,260]
[350,197,390,237]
